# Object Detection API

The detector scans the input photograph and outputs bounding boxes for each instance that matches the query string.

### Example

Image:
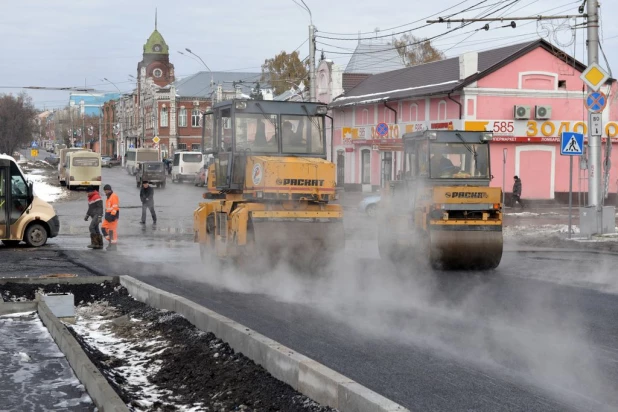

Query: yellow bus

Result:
[64,151,102,190]
[58,147,91,186]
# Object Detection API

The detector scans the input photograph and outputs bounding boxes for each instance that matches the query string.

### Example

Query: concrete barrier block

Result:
[299,360,355,409]
[338,382,410,412]
[262,344,307,390]
[173,297,198,324]
[120,277,149,302]
[158,290,177,312]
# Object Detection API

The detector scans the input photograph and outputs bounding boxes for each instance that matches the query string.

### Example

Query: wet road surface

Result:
[8,164,618,411]
[0,312,93,411]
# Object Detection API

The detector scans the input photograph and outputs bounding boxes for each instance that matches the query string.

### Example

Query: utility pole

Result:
[586,0,601,218]
[309,23,316,102]
[293,0,315,101]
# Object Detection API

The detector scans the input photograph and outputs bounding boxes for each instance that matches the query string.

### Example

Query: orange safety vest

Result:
[105,192,119,220]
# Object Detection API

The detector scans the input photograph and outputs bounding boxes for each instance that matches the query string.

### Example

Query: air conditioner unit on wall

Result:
[513,105,531,120]
[535,105,552,119]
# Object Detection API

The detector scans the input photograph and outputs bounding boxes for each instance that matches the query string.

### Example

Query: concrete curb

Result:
[0,301,37,315]
[37,299,129,412]
[0,276,118,285]
[120,276,409,412]
[504,247,618,256]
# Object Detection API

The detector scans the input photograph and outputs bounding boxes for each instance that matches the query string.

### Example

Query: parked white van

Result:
[64,151,102,190]
[171,151,203,183]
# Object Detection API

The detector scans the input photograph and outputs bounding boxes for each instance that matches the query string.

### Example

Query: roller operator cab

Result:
[377,130,503,270]
[0,154,59,247]
[193,99,344,270]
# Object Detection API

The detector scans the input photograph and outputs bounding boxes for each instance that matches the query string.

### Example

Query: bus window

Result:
[73,157,100,167]
[10,162,28,224]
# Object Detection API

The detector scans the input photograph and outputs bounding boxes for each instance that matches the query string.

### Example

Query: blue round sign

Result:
[376,122,389,137]
[586,91,607,113]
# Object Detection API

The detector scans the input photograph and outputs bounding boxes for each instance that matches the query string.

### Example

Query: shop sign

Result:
[430,121,454,130]
[465,120,618,139]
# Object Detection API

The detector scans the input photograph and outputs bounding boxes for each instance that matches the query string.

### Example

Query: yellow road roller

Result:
[377,130,503,270]
[193,99,344,269]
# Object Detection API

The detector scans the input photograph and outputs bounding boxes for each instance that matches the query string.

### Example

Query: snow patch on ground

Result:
[69,301,186,411]
[26,173,65,203]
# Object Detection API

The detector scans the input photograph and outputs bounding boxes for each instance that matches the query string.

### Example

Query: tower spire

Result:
[155,8,157,30]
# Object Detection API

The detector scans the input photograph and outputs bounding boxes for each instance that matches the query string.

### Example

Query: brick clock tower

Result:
[137,14,175,87]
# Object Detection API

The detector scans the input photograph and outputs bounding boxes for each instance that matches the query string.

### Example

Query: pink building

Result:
[328,39,618,202]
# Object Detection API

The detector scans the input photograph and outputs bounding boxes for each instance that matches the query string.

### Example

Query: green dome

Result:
[143,29,169,55]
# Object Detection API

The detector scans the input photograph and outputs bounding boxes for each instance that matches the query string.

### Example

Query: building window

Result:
[160,107,168,127]
[361,109,369,125]
[178,108,187,127]
[153,68,163,78]
[191,143,200,151]
[177,143,187,150]
[383,108,392,124]
[558,80,567,89]
[191,108,200,127]
[438,101,447,120]
[410,104,418,122]
[361,149,371,184]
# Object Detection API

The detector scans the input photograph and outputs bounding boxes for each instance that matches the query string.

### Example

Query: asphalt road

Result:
[4,161,618,411]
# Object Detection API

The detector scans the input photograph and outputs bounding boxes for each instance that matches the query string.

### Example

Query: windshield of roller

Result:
[429,143,489,178]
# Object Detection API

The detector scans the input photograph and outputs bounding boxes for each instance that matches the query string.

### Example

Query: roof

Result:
[173,71,271,99]
[143,29,169,55]
[330,39,588,108]
[344,42,406,74]
[342,73,371,92]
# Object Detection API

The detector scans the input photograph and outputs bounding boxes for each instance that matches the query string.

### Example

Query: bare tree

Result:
[0,93,37,156]
[392,34,445,67]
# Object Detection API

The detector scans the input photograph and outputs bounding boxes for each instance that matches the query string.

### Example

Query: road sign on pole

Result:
[561,132,584,237]
[152,136,160,144]
[580,63,610,92]
[560,132,584,156]
[585,91,607,113]
[31,149,38,158]
[376,123,389,137]
[590,113,603,136]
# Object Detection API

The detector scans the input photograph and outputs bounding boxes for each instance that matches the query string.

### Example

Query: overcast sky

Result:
[1,0,616,110]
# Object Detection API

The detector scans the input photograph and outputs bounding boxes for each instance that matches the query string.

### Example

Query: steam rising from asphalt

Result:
[133,195,618,411]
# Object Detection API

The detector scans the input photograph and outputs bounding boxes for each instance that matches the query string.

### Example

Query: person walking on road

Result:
[102,184,119,251]
[84,187,103,249]
[140,180,157,225]
[512,175,525,209]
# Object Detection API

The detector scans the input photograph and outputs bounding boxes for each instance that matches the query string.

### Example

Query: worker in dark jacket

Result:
[512,175,525,209]
[84,187,104,249]
[140,180,157,224]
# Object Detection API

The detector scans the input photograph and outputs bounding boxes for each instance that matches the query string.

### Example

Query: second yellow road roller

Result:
[377,130,503,270]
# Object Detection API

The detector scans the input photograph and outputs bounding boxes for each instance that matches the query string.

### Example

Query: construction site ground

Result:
[0,281,336,412]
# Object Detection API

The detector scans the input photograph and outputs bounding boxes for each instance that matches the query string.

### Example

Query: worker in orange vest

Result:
[101,184,119,251]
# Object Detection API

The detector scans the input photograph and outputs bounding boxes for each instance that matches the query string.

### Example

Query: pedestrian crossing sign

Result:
[560,132,584,156]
